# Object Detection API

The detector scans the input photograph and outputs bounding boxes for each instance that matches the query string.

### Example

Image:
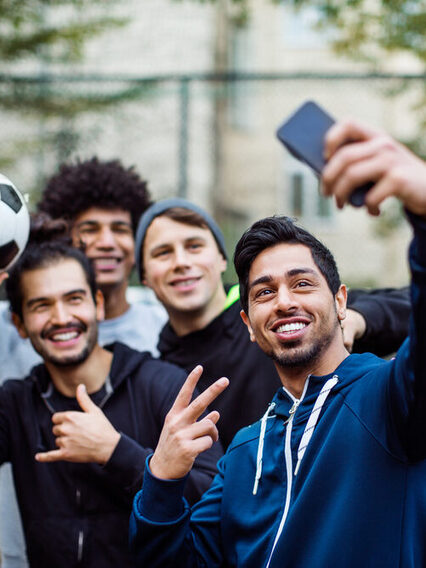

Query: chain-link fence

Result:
[1,70,424,286]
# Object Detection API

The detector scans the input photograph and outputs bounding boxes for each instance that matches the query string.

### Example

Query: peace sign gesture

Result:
[149,366,229,480]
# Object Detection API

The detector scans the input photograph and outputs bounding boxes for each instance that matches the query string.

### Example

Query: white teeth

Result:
[95,258,118,267]
[51,331,78,342]
[174,279,197,286]
[276,322,306,333]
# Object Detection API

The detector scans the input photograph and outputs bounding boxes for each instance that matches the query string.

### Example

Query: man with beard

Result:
[130,121,426,567]
[135,198,410,450]
[0,157,166,568]
[0,220,221,568]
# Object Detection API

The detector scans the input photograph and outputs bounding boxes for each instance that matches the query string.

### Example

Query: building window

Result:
[280,6,327,49]
[283,159,333,224]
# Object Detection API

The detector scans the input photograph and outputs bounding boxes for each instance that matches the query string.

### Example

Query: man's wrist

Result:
[99,430,121,465]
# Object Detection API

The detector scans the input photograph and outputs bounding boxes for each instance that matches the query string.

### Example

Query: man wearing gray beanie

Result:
[135,198,410,449]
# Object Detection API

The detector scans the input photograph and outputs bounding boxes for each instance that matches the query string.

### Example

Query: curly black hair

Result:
[37,157,152,234]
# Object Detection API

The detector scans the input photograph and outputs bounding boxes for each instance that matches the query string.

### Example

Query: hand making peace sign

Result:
[149,366,229,480]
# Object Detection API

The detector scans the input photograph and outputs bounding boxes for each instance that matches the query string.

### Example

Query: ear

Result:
[240,310,256,343]
[11,312,29,339]
[219,255,227,275]
[95,290,105,322]
[335,284,347,321]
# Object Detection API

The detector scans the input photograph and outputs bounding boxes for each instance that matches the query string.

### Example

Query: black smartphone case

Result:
[276,101,371,207]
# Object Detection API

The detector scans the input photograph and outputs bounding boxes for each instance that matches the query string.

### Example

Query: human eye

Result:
[253,287,274,300]
[152,247,171,258]
[78,224,98,235]
[113,224,132,235]
[294,278,315,290]
[30,301,49,313]
[187,241,203,251]
[68,294,84,304]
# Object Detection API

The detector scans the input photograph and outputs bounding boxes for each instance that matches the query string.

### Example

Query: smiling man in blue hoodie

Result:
[130,119,426,568]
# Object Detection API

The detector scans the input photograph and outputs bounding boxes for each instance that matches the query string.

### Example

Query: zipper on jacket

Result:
[265,380,309,568]
[77,530,84,563]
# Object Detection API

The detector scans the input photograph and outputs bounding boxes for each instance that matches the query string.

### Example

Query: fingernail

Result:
[217,378,229,387]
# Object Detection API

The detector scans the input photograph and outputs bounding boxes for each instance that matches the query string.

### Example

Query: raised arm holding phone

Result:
[130,116,426,568]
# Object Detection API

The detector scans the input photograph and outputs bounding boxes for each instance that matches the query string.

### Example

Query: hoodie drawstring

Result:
[253,402,276,495]
[294,375,338,476]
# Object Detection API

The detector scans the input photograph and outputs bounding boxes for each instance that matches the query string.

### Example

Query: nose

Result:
[50,301,70,326]
[173,246,191,270]
[274,286,299,314]
[95,226,116,249]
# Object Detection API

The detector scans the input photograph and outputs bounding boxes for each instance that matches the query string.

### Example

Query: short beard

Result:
[269,318,339,370]
[37,324,98,369]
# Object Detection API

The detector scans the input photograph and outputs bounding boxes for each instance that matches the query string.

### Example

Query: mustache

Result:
[41,322,87,339]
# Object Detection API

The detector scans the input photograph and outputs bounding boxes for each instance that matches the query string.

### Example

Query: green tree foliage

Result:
[0,1,152,179]
[0,0,126,63]
[288,0,425,65]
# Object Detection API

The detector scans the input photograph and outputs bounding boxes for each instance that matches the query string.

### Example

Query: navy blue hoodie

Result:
[0,342,222,568]
[130,213,426,568]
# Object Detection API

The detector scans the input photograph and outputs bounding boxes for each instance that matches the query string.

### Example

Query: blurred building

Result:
[2,0,424,287]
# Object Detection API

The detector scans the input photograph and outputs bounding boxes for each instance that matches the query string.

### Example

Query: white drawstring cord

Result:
[294,375,338,476]
[253,402,276,495]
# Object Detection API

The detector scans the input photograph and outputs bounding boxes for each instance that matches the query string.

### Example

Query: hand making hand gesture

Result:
[35,384,120,466]
[149,365,229,480]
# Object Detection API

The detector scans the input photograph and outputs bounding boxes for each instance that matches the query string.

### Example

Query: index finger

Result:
[35,449,64,463]
[171,365,204,412]
[324,119,379,160]
[185,376,229,423]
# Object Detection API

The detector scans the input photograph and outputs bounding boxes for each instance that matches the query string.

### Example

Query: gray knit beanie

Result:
[135,198,227,279]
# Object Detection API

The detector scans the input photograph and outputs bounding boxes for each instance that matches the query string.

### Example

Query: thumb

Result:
[76,384,98,413]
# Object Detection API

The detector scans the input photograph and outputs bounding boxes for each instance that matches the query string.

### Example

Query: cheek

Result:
[120,238,135,258]
[145,264,167,288]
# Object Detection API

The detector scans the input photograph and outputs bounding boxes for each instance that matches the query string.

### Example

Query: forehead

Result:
[144,215,217,249]
[20,259,90,303]
[73,207,132,226]
[249,243,321,281]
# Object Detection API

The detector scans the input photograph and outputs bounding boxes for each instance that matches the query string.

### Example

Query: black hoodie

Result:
[0,342,222,568]
[158,287,410,450]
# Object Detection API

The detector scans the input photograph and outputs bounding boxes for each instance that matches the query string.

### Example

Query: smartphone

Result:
[276,100,371,207]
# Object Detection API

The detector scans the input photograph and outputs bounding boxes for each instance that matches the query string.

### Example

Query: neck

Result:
[275,338,349,399]
[45,345,113,397]
[101,283,130,319]
[168,285,227,337]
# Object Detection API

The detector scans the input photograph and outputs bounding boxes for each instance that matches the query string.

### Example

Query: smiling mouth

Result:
[93,257,122,270]
[43,323,86,342]
[170,277,201,287]
[49,331,80,343]
[275,322,307,334]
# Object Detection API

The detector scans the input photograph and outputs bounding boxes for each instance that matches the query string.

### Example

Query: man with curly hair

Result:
[0,158,166,568]
[37,156,166,355]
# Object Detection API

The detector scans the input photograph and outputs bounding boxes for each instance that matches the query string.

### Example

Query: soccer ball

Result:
[0,173,30,271]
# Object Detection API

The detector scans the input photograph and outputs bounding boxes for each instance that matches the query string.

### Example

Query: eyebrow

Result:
[150,236,207,254]
[26,288,87,308]
[75,220,131,228]
[249,267,318,290]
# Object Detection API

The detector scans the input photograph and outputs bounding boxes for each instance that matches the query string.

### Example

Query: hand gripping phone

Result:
[276,101,372,207]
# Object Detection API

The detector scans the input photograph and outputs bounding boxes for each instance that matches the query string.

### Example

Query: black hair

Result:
[37,157,151,234]
[234,216,341,313]
[6,213,97,318]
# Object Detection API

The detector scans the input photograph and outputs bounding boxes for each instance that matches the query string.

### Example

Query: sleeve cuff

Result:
[407,211,426,266]
[137,455,188,522]
[103,433,150,490]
